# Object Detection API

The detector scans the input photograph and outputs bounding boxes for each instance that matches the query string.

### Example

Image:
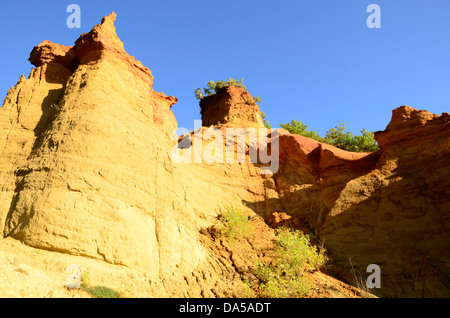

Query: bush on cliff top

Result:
[195,78,263,120]
[195,78,261,103]
[280,119,379,153]
[195,78,246,100]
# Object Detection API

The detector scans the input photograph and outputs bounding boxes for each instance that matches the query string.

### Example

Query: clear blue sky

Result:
[1,0,449,136]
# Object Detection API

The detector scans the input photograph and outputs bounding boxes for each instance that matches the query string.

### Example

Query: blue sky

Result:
[1,0,449,136]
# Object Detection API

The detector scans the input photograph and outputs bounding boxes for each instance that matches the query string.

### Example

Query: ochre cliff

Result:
[0,13,449,298]
[271,107,450,297]
[0,13,273,295]
[1,12,196,278]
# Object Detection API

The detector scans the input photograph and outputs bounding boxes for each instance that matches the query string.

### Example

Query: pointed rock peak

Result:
[70,12,153,85]
[101,12,117,24]
[28,12,119,69]
[74,11,124,53]
[94,11,119,42]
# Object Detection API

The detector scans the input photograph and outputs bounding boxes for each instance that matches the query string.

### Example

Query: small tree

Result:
[195,78,263,119]
[324,124,379,152]
[280,120,379,153]
[280,120,324,142]
[195,78,247,100]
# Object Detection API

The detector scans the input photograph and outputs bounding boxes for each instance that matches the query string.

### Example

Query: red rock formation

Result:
[270,106,450,297]
[200,85,265,128]
[198,87,450,297]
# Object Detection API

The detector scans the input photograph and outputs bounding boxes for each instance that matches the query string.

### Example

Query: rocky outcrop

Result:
[267,106,450,297]
[0,13,196,279]
[200,85,265,129]
[1,12,449,298]
[0,13,270,289]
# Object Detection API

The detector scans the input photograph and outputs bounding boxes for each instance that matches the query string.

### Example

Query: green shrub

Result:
[261,111,271,129]
[80,270,90,289]
[280,120,379,153]
[280,119,325,142]
[256,261,311,298]
[85,286,122,298]
[218,202,252,242]
[195,78,265,122]
[79,269,121,298]
[275,228,327,271]
[255,228,327,298]
[324,124,379,153]
[195,78,246,100]
[195,78,261,103]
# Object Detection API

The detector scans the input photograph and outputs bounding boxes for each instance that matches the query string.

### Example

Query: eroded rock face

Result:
[0,13,271,288]
[268,106,450,297]
[1,12,449,298]
[187,98,450,296]
[200,85,265,129]
[0,13,199,279]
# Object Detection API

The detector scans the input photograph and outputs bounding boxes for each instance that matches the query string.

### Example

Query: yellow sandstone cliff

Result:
[0,13,449,298]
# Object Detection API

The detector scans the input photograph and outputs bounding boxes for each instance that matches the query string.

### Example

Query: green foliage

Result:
[195,78,247,101]
[85,286,122,298]
[255,228,327,298]
[280,120,325,142]
[196,78,263,119]
[195,78,261,104]
[194,88,204,100]
[261,111,271,129]
[79,269,121,298]
[80,270,90,289]
[256,259,311,298]
[218,202,252,241]
[280,120,379,153]
[324,124,379,153]
[275,228,327,271]
[215,202,327,298]
[207,78,246,95]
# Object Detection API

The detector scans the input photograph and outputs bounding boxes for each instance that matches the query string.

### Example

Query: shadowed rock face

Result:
[269,107,450,297]
[0,13,449,297]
